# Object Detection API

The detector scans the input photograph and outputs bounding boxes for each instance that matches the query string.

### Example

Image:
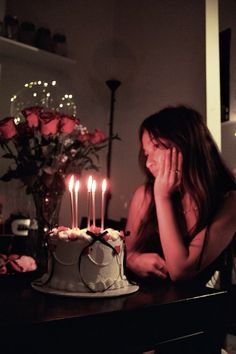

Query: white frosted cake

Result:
[34,226,133,294]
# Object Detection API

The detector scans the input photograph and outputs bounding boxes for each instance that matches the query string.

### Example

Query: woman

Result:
[126,105,236,287]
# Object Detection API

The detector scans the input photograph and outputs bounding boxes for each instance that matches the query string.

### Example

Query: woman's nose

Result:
[146,155,153,169]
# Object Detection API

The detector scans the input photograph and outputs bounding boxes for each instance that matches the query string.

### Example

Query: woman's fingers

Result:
[177,151,183,179]
[171,147,178,171]
[154,261,168,273]
[164,148,171,177]
[152,260,168,278]
[169,148,183,184]
[158,154,165,177]
[152,267,168,279]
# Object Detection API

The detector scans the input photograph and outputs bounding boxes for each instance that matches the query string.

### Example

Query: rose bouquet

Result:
[0,106,117,272]
[0,106,112,195]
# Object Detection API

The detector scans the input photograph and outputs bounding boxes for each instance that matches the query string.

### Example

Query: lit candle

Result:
[92,179,96,227]
[87,175,93,229]
[74,179,80,229]
[68,175,75,229]
[101,178,107,231]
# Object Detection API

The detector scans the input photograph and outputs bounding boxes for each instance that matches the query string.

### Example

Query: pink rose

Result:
[68,232,79,240]
[0,254,7,274]
[0,117,17,140]
[90,129,106,144]
[22,107,41,128]
[40,112,59,136]
[14,255,37,272]
[60,115,77,134]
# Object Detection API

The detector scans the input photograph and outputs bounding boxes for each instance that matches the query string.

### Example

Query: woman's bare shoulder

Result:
[132,184,151,204]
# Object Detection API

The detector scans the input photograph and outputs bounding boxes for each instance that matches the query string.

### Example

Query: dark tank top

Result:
[126,230,235,289]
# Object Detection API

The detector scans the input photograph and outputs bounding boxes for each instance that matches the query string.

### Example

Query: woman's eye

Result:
[154,143,162,149]
[154,143,169,150]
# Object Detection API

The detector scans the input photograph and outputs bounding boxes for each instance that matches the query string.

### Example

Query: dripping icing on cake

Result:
[40,226,131,293]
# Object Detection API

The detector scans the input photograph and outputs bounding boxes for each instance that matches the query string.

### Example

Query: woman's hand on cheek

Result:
[154,147,183,199]
[127,253,168,279]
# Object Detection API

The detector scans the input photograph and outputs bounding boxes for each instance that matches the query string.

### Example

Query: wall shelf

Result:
[0,36,76,69]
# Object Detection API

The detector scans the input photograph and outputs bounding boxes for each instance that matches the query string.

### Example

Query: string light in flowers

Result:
[10,80,77,119]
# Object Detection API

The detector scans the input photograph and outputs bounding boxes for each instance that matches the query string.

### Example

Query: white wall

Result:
[1,0,205,225]
[219,0,236,121]
[219,0,236,175]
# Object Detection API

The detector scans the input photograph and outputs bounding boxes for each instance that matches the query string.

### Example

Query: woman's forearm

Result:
[155,196,191,280]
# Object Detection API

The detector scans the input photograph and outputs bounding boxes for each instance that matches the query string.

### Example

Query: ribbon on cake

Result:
[78,230,129,293]
[84,230,118,255]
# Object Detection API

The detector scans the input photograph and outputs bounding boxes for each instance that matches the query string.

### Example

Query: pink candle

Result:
[101,179,107,230]
[87,175,93,229]
[68,175,75,229]
[92,179,96,227]
[74,179,80,229]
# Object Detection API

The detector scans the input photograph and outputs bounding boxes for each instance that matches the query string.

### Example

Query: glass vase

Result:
[32,190,63,274]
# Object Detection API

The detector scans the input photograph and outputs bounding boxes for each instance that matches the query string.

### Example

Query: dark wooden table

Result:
[0,274,228,354]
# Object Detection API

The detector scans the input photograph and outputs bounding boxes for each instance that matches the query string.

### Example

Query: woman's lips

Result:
[149,167,158,176]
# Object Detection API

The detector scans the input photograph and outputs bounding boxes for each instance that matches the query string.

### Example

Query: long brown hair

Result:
[134,105,236,251]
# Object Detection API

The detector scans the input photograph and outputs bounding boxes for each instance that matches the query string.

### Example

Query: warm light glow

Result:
[75,180,80,193]
[69,175,75,192]
[74,179,80,229]
[102,179,107,193]
[92,179,96,227]
[87,175,93,192]
[101,178,107,231]
[87,176,93,229]
[92,180,96,193]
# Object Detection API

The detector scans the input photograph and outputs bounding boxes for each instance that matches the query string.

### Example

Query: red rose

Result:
[0,265,7,274]
[22,107,41,128]
[40,112,59,136]
[90,129,106,144]
[0,117,17,140]
[60,115,77,134]
[58,226,68,232]
[77,132,91,142]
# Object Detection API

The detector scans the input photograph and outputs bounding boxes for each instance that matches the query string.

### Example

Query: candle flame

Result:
[69,175,74,192]
[102,179,107,193]
[75,180,80,193]
[87,175,93,192]
[92,179,96,193]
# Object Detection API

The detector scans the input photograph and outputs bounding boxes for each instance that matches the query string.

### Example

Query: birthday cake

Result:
[32,226,137,296]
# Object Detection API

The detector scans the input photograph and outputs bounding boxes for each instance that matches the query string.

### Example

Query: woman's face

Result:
[142,130,172,177]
